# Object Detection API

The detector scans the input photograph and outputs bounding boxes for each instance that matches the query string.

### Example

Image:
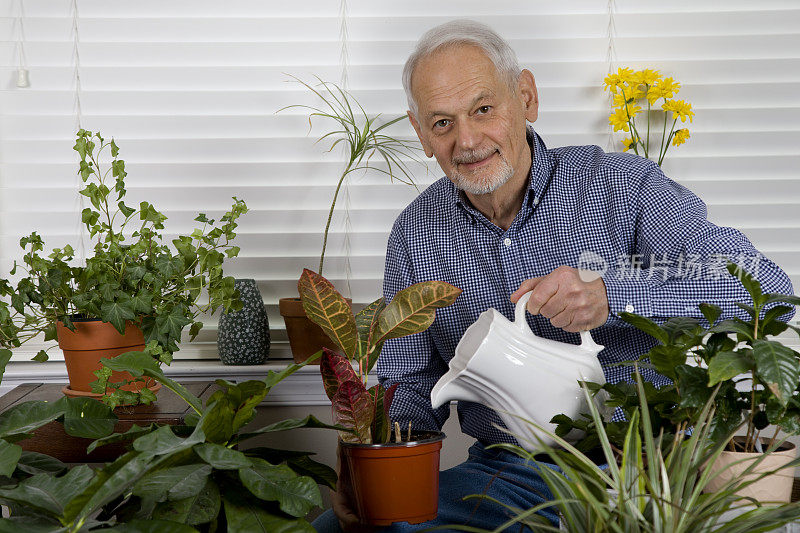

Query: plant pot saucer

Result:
[62,382,162,403]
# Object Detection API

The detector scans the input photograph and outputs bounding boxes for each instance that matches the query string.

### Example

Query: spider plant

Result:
[279,76,423,277]
[446,370,800,533]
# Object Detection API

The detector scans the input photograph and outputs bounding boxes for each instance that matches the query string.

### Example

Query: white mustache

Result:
[452,148,498,165]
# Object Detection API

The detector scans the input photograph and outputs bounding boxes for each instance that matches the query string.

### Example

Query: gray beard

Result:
[450,151,514,195]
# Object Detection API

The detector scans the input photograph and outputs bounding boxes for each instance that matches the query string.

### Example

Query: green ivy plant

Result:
[554,262,800,455]
[0,129,248,406]
[0,352,343,532]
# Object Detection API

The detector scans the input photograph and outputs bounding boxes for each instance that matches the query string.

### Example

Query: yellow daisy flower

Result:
[662,99,694,123]
[609,108,631,132]
[635,69,661,86]
[657,77,681,99]
[672,128,690,146]
[622,137,637,152]
[604,67,636,93]
[646,85,663,105]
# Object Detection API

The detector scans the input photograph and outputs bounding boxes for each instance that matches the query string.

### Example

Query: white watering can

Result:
[430,292,607,452]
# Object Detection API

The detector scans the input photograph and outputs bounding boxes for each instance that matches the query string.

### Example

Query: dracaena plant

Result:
[297,268,461,444]
[554,261,800,455]
[279,77,423,277]
[0,129,248,406]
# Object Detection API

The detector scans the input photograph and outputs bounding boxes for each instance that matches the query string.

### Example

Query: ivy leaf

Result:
[101,300,136,334]
[225,246,240,258]
[118,201,136,218]
[129,290,154,314]
[155,307,192,342]
[31,350,49,362]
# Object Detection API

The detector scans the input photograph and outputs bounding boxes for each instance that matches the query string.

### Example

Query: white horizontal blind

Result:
[1,0,798,363]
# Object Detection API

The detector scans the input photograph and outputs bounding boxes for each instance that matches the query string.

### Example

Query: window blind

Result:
[1,0,798,363]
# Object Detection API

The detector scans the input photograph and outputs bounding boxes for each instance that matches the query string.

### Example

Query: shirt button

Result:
[503,238,512,247]
[533,196,539,206]
[625,304,635,313]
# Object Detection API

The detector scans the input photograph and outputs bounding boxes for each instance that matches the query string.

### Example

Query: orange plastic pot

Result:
[56,319,154,394]
[279,297,351,364]
[340,431,445,526]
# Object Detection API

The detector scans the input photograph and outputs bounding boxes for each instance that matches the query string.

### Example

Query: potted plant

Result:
[554,261,800,503]
[0,350,345,531]
[277,77,423,363]
[298,268,461,525]
[452,371,800,532]
[0,129,248,407]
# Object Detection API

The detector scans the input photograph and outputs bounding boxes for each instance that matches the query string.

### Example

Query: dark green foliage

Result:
[555,261,800,454]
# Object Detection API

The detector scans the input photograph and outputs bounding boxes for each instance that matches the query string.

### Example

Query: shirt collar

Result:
[445,126,553,211]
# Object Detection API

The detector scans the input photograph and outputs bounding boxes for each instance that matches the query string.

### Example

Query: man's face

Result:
[408,44,539,195]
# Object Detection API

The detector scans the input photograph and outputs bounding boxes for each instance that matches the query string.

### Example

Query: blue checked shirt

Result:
[377,128,795,447]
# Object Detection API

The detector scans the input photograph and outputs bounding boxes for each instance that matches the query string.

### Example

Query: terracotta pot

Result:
[703,438,797,502]
[340,431,445,526]
[278,297,351,364]
[56,319,154,394]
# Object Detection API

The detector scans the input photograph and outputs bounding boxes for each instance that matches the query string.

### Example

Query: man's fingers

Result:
[510,277,542,303]
[526,280,558,315]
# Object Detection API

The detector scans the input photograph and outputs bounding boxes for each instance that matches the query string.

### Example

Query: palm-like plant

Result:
[279,76,423,276]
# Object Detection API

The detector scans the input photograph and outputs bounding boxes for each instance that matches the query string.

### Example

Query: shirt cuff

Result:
[601,269,654,326]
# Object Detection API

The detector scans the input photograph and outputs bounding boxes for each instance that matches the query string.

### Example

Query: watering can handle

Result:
[514,291,602,351]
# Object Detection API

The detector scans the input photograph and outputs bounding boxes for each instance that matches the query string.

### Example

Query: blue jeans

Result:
[312,441,561,532]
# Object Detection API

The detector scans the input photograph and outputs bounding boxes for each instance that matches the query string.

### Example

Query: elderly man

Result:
[313,19,794,532]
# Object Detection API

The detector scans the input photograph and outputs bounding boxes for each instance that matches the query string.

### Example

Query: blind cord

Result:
[15,0,29,87]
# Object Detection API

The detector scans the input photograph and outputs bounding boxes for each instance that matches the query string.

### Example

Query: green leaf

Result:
[156,307,192,343]
[355,297,386,373]
[101,300,136,334]
[238,458,322,518]
[103,519,198,533]
[133,464,212,502]
[727,260,765,307]
[225,246,240,258]
[375,280,461,343]
[646,345,687,380]
[708,351,753,386]
[297,269,359,359]
[152,478,220,526]
[62,397,117,439]
[87,423,155,454]
[0,439,22,477]
[698,302,722,326]
[0,349,12,382]
[708,318,755,341]
[193,443,252,469]
[0,399,66,439]
[199,398,235,445]
[222,493,314,533]
[133,425,205,456]
[62,452,155,524]
[129,290,154,314]
[618,312,669,344]
[752,339,800,405]
[15,451,67,476]
[0,464,94,516]
[237,415,344,443]
[245,448,338,491]
[118,201,136,218]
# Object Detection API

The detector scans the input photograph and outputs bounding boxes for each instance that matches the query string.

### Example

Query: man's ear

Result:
[517,69,539,123]
[408,110,433,158]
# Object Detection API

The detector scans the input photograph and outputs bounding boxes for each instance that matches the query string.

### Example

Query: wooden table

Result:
[0,382,218,463]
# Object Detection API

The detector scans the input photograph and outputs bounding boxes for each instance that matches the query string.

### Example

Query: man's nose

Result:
[455,119,482,151]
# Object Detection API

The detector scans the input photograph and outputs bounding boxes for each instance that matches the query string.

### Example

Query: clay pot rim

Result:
[339,431,445,449]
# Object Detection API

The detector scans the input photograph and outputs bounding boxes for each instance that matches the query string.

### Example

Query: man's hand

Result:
[510,266,610,332]
[331,446,378,533]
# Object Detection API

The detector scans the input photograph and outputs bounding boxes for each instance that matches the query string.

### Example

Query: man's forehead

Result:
[412,45,506,116]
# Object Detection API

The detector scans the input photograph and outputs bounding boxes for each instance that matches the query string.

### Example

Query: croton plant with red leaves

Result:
[298,269,461,444]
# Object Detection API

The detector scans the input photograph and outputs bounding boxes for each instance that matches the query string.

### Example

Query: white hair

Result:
[402,19,521,117]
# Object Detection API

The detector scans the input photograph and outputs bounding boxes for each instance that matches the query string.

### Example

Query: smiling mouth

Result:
[459,150,498,170]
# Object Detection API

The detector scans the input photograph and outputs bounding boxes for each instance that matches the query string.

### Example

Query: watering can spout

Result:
[430,375,481,409]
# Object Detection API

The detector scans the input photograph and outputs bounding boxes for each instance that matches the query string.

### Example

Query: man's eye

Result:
[434,119,450,128]
[477,105,491,114]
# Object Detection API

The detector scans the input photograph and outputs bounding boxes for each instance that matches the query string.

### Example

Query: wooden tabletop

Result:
[0,382,218,463]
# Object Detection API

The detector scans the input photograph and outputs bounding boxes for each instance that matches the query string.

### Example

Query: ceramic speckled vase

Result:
[217,279,270,365]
